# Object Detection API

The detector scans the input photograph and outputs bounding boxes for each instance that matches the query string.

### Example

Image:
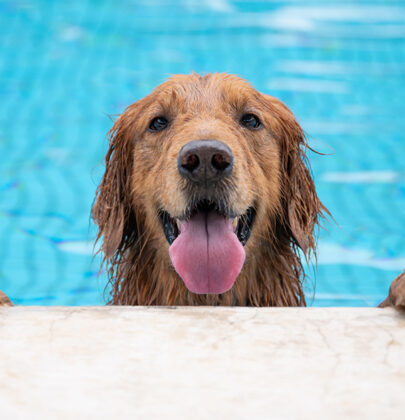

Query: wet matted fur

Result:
[93,73,329,306]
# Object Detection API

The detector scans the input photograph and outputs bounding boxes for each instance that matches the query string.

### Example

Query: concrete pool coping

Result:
[1,307,404,419]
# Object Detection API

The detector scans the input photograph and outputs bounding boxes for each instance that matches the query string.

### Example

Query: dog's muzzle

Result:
[157,139,256,295]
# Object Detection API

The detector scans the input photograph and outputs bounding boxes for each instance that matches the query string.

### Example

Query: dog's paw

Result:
[0,290,13,307]
[380,271,405,310]
[389,271,405,310]
[379,271,405,310]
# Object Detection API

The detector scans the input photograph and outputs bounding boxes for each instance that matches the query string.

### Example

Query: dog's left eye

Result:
[240,113,261,129]
[149,116,169,131]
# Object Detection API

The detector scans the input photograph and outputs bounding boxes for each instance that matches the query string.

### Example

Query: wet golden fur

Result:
[93,73,328,306]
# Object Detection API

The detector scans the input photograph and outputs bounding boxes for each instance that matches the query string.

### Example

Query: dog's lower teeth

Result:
[232,217,239,231]
[176,219,181,232]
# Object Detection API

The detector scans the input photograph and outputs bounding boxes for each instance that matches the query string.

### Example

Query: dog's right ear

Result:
[92,102,140,259]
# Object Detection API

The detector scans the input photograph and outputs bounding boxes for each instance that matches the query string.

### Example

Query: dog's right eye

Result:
[240,113,261,129]
[149,116,169,131]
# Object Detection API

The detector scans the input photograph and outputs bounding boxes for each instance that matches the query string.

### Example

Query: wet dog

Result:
[92,73,405,308]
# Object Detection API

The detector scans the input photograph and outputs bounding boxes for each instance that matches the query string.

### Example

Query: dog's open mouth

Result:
[159,200,255,295]
[160,200,256,246]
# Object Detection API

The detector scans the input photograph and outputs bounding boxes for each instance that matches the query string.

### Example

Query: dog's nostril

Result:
[211,153,231,172]
[181,154,200,172]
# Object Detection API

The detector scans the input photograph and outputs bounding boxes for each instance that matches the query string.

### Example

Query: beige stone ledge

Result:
[0,307,404,419]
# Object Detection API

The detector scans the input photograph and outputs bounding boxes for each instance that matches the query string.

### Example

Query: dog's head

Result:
[93,73,326,303]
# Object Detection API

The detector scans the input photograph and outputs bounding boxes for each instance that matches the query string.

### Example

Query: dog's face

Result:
[94,73,324,303]
[131,74,283,293]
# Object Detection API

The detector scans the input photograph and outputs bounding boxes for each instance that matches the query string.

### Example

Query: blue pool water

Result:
[1,0,404,306]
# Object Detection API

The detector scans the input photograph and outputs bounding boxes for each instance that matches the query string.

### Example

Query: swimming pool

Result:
[1,0,404,306]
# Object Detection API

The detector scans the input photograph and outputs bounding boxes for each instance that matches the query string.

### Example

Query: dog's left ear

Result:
[263,95,327,257]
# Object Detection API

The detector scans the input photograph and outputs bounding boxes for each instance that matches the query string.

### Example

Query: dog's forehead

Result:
[151,73,260,110]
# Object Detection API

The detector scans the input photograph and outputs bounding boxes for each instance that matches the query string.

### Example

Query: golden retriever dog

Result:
[91,73,405,308]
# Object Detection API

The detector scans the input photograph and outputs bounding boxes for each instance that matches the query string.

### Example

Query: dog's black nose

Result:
[178,140,233,185]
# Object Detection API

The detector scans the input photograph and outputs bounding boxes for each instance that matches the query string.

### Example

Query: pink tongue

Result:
[169,212,245,294]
